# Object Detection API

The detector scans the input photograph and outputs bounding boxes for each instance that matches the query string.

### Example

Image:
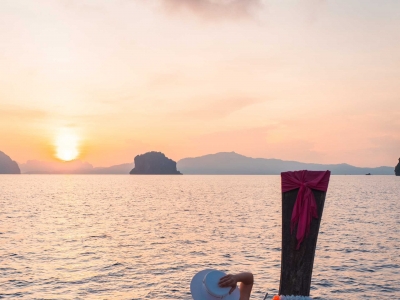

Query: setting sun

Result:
[55,128,80,161]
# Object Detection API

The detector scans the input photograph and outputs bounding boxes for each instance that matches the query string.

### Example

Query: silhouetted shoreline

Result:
[7,152,397,175]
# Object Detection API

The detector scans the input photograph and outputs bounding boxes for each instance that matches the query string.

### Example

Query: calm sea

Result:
[0,175,399,299]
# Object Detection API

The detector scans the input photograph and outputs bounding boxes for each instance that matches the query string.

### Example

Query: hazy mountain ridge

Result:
[13,151,395,175]
[92,163,134,174]
[19,160,134,174]
[177,152,395,175]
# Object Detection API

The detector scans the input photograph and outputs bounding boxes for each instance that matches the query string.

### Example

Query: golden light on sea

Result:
[54,128,80,161]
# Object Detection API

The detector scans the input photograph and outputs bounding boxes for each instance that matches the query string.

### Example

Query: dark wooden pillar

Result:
[279,188,327,296]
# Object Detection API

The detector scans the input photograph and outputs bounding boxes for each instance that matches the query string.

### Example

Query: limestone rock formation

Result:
[395,158,400,176]
[0,151,21,174]
[130,151,182,175]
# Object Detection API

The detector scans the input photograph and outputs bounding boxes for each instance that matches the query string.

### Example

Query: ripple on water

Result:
[0,175,399,299]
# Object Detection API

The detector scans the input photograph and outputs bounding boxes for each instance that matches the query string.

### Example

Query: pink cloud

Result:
[160,0,262,20]
[168,97,266,120]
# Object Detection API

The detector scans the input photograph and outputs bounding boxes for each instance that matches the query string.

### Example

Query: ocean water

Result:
[0,175,399,299]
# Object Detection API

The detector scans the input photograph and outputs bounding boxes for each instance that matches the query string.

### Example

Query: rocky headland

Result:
[129,151,182,175]
[0,151,21,174]
[395,158,400,176]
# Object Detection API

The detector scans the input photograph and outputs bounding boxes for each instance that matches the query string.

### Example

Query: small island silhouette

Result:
[395,158,400,176]
[0,151,21,174]
[129,151,182,175]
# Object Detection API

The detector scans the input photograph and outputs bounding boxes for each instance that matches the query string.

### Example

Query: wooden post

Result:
[279,188,327,296]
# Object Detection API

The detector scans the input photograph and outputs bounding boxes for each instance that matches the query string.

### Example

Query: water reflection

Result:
[0,175,399,299]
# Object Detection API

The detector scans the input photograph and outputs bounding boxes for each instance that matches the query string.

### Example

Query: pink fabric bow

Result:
[281,170,331,249]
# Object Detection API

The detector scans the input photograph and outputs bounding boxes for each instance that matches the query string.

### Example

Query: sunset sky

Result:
[1,0,399,168]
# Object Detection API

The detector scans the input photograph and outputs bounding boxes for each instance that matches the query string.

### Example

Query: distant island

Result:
[0,151,21,174]
[176,152,395,175]
[12,151,397,175]
[130,151,182,175]
[395,158,400,176]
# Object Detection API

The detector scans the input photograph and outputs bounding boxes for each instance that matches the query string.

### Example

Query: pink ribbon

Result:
[281,170,331,249]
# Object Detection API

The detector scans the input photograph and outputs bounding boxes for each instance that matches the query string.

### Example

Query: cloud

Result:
[171,124,325,163]
[0,106,49,121]
[58,0,262,20]
[60,0,106,13]
[169,97,266,120]
[183,125,325,162]
[147,72,187,88]
[159,0,262,20]
[298,0,326,24]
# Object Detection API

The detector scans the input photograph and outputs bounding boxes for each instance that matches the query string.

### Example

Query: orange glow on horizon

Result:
[0,1,399,168]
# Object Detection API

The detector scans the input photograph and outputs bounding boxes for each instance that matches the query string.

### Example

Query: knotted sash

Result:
[281,170,331,249]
